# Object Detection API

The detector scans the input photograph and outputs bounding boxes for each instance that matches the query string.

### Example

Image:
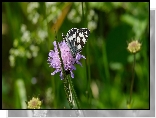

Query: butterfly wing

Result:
[75,28,90,53]
[62,28,90,57]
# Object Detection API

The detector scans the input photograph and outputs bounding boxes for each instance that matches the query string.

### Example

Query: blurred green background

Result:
[2,2,149,109]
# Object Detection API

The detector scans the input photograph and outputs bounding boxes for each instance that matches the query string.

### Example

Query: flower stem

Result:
[68,75,80,108]
[55,41,80,109]
[81,2,92,108]
[63,76,74,108]
[128,53,136,107]
[62,75,82,109]
[68,76,85,116]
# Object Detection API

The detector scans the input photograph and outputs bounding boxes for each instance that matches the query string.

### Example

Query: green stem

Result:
[68,75,80,108]
[81,2,92,108]
[129,53,136,106]
[62,75,81,109]
[68,76,85,116]
[63,76,74,108]
[56,41,80,109]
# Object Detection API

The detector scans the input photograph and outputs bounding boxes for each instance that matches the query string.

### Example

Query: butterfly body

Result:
[62,28,90,57]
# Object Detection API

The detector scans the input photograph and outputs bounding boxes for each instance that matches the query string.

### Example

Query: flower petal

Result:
[70,71,74,78]
[48,40,86,79]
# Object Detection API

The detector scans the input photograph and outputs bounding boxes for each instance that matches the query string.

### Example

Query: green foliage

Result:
[2,2,149,109]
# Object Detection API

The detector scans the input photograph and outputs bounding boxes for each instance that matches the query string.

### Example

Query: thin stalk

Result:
[102,38,110,82]
[82,2,92,108]
[68,75,80,108]
[56,41,80,109]
[129,53,136,106]
[68,75,85,116]
[86,44,92,107]
[63,75,74,108]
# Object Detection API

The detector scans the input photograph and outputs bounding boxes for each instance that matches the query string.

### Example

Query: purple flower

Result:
[47,40,86,79]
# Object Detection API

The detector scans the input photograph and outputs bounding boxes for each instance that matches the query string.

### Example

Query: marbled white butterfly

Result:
[62,28,90,58]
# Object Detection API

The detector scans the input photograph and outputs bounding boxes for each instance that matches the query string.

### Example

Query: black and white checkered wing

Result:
[62,28,90,57]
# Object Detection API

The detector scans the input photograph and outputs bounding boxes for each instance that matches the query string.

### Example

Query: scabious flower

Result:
[27,97,42,109]
[47,40,85,79]
[127,40,141,53]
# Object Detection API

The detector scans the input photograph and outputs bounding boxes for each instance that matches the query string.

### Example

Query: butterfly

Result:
[62,28,90,58]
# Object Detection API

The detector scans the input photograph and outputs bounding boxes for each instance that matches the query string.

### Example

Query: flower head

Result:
[127,40,141,53]
[27,97,42,109]
[47,40,85,79]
